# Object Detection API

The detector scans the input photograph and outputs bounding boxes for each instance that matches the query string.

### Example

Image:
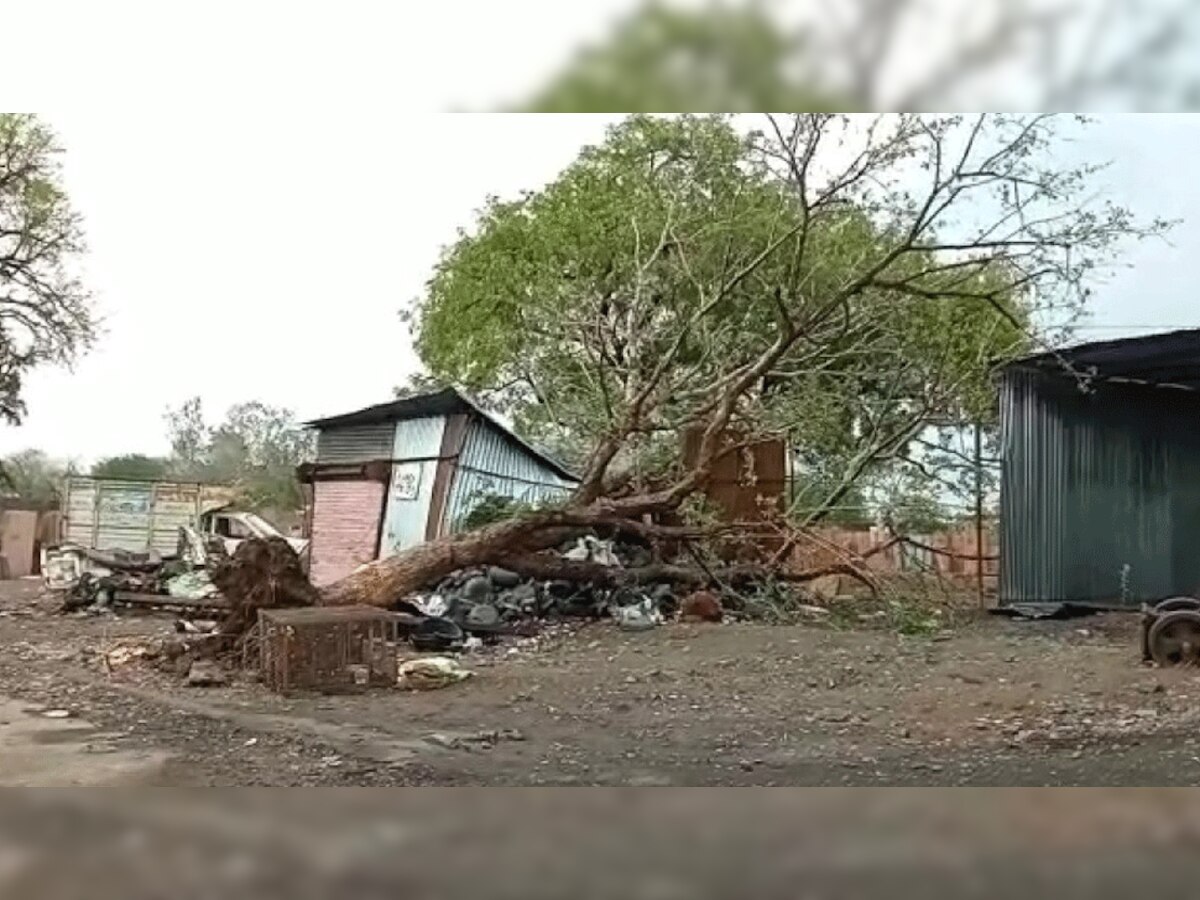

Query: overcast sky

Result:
[2,7,1198,462]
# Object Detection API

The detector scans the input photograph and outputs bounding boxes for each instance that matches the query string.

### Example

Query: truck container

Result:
[60,477,239,555]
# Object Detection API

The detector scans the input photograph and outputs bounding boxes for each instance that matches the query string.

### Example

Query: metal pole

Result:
[974,421,985,607]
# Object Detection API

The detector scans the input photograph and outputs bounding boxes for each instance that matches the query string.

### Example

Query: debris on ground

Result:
[616,597,662,632]
[165,570,220,600]
[425,728,526,750]
[46,529,229,615]
[397,656,473,691]
[186,658,227,687]
[103,640,158,670]
[679,590,724,623]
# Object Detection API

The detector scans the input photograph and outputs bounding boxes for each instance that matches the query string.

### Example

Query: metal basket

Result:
[258,606,404,693]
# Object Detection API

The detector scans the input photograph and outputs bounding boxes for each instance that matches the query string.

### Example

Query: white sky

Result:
[2,2,1199,463]
[0,0,640,463]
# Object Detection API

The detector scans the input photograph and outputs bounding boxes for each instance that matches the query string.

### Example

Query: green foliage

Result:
[393,372,449,399]
[460,493,534,530]
[0,115,95,423]
[412,114,1155,527]
[414,115,1033,504]
[518,3,841,113]
[91,454,172,481]
[164,398,314,511]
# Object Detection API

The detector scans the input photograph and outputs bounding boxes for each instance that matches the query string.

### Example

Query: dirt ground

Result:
[3,578,1200,786]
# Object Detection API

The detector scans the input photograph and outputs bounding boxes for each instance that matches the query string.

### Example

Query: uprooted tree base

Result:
[210,536,320,635]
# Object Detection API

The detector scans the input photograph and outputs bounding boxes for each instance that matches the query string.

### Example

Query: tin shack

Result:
[301,388,577,586]
[1000,329,1200,609]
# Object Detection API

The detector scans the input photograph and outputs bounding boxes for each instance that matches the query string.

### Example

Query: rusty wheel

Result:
[1148,610,1200,667]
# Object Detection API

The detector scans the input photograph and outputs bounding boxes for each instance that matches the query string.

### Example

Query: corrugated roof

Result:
[304,388,578,482]
[1005,328,1200,389]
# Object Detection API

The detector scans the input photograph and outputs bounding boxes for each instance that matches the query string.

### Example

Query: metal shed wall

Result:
[380,415,446,555]
[315,424,394,464]
[442,419,576,534]
[1000,369,1200,607]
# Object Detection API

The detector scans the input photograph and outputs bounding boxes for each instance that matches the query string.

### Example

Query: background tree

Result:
[328,113,1164,605]
[164,398,314,511]
[392,372,449,400]
[515,0,1200,112]
[0,449,70,507]
[91,454,171,481]
[0,114,95,424]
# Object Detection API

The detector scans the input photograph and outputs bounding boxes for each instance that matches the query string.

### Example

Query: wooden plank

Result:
[112,591,229,609]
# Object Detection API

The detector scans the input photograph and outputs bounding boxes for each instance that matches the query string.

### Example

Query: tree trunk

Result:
[318,514,579,607]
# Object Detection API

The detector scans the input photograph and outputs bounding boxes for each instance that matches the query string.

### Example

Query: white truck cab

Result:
[198,508,309,559]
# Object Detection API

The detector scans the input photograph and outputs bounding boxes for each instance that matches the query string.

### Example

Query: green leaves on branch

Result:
[0,114,95,424]
[411,114,1158,518]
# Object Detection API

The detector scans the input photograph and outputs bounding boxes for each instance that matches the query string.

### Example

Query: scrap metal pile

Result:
[45,527,230,614]
[394,535,718,653]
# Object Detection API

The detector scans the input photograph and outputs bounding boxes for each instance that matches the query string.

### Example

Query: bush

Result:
[460,493,533,530]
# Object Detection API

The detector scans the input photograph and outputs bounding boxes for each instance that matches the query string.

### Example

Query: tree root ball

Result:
[209,537,319,635]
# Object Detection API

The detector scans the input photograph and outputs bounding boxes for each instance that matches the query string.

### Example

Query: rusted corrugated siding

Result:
[1000,368,1200,607]
[309,479,386,586]
[442,419,576,533]
[315,424,394,464]
[681,427,787,521]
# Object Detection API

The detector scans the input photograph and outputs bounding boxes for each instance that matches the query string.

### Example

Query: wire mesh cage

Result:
[258,606,404,693]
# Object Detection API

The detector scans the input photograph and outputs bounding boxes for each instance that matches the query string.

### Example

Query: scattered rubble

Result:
[46,529,229,615]
[397,656,473,691]
[186,659,228,687]
[680,590,724,623]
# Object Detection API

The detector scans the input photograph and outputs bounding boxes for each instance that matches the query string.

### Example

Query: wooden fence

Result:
[792,523,999,591]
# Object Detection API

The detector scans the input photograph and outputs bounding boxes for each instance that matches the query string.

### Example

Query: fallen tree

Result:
[321,114,1163,608]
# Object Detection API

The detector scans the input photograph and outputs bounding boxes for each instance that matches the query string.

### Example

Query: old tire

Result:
[1148,609,1200,667]
[1153,597,1200,614]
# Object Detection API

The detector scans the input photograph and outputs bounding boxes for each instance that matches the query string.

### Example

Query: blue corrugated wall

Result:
[380,416,447,554]
[442,419,576,534]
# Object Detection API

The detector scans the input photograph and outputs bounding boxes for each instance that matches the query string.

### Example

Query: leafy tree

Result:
[327,113,1164,605]
[513,1,1200,112]
[0,115,95,423]
[520,4,837,113]
[414,115,1053,521]
[164,398,314,510]
[91,454,171,481]
[0,449,69,506]
[392,372,449,399]
[165,396,208,478]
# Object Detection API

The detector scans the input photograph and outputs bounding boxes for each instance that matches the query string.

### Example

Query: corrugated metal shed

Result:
[442,418,576,534]
[304,389,579,568]
[309,479,386,586]
[1000,333,1200,608]
[315,424,395,464]
[305,388,576,480]
[380,416,446,554]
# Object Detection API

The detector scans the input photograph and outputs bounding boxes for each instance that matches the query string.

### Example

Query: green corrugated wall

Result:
[1000,368,1200,607]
